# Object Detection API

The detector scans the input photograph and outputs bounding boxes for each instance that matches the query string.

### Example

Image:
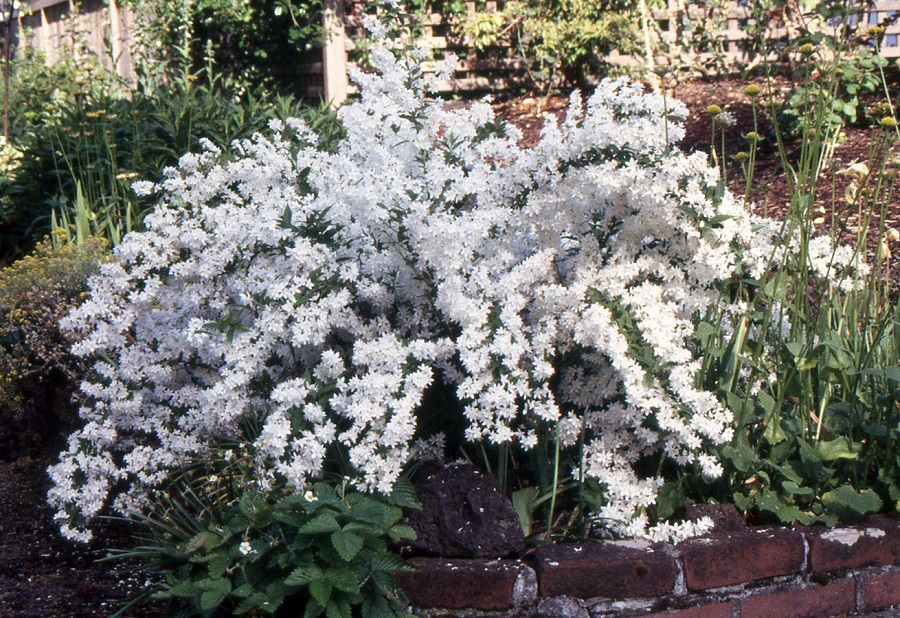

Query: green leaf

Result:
[814,437,861,461]
[720,443,754,473]
[755,490,810,524]
[208,555,228,579]
[286,565,324,587]
[309,579,334,606]
[326,567,361,594]
[656,482,684,521]
[331,531,364,561]
[369,551,412,573]
[187,531,221,554]
[304,599,325,618]
[300,511,341,534]
[326,597,353,618]
[781,480,814,497]
[511,486,539,536]
[387,524,416,542]
[388,476,422,510]
[822,485,883,521]
[198,578,232,611]
[362,594,400,618]
[861,366,900,383]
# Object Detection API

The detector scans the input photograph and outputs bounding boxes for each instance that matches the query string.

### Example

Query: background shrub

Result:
[0,233,108,457]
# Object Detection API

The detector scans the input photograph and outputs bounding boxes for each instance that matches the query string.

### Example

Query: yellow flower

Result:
[743,84,761,98]
[880,116,898,128]
[706,104,722,116]
[733,151,749,163]
[836,162,870,182]
[744,131,762,143]
[799,43,816,56]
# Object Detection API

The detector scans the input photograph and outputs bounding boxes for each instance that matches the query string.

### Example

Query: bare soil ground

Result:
[1,76,897,617]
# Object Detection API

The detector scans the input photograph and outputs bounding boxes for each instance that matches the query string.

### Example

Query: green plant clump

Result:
[0,233,108,454]
[118,440,420,618]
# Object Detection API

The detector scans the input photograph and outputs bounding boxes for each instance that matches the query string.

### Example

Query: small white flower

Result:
[303,490,317,502]
[239,540,254,556]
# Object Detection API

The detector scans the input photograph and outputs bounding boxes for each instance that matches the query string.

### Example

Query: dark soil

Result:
[0,76,895,617]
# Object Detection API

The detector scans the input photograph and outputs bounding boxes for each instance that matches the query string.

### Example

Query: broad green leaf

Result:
[331,530,364,561]
[208,555,228,579]
[755,490,809,524]
[781,480,814,497]
[720,443,754,473]
[187,531,220,554]
[300,511,341,534]
[326,567,361,594]
[656,482,684,521]
[286,565,324,587]
[814,437,861,461]
[387,524,416,542]
[822,485,882,521]
[198,578,232,611]
[369,551,412,573]
[304,599,325,618]
[309,579,334,607]
[512,486,539,536]
[388,477,422,510]
[326,597,353,618]
[362,594,399,618]
[861,366,900,383]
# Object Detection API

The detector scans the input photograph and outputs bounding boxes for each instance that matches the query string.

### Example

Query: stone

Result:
[684,502,747,533]
[534,596,590,618]
[408,462,526,558]
[805,516,900,573]
[861,571,900,612]
[395,557,528,610]
[535,541,677,598]
[678,527,805,591]
[739,578,856,618]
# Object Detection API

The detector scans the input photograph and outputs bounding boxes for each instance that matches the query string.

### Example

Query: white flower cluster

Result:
[50,45,780,542]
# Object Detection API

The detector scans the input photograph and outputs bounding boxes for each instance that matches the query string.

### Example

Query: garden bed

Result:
[2,73,899,617]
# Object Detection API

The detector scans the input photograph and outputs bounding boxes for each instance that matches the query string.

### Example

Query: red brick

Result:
[739,578,856,618]
[806,518,900,573]
[644,601,734,618]
[535,541,677,598]
[678,528,804,591]
[862,571,900,612]
[395,558,526,610]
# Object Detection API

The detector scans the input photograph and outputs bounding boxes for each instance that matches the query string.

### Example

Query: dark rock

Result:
[684,502,747,533]
[408,462,526,558]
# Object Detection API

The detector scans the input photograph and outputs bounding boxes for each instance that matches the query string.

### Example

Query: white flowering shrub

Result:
[49,46,778,543]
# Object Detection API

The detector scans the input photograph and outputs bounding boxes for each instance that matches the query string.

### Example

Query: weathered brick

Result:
[862,571,900,612]
[644,601,734,618]
[678,528,804,591]
[395,558,526,610]
[535,541,677,599]
[739,578,856,618]
[806,518,900,573]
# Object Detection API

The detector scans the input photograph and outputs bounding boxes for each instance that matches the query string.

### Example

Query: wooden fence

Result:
[11,0,900,103]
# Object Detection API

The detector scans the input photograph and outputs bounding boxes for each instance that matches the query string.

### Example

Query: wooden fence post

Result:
[322,0,347,105]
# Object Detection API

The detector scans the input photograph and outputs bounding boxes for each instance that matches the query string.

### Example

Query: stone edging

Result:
[395,515,900,617]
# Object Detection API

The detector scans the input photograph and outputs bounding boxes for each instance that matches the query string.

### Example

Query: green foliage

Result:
[114,440,419,617]
[123,0,325,93]
[0,233,108,455]
[0,50,335,258]
[677,2,900,527]
[464,0,638,89]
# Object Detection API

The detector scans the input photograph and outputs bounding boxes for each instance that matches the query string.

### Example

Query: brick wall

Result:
[396,515,900,617]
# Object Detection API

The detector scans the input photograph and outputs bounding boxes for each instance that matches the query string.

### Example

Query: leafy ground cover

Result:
[0,75,891,617]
